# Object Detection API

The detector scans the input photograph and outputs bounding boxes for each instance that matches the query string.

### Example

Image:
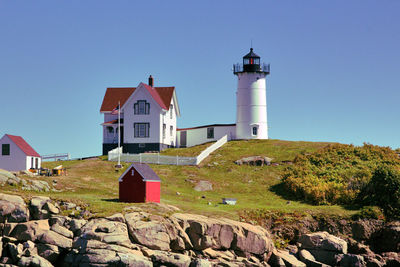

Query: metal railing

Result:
[233,63,270,74]
[41,153,71,161]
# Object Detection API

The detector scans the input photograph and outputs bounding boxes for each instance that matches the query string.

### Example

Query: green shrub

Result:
[282,144,400,205]
[352,206,385,220]
[361,165,400,219]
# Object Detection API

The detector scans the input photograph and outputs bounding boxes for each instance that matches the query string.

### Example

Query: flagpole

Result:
[117,101,121,168]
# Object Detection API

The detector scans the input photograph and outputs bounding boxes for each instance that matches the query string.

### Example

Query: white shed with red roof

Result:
[0,134,41,171]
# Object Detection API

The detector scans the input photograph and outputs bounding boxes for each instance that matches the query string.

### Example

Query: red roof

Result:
[100,84,175,112]
[6,134,40,157]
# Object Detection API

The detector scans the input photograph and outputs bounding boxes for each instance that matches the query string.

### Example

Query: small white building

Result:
[100,75,180,154]
[177,124,236,148]
[0,134,41,171]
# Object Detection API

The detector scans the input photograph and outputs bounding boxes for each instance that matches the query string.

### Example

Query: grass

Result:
[1,139,358,220]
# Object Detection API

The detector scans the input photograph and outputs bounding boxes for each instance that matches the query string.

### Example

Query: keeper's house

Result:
[0,134,41,171]
[118,163,161,203]
[100,76,180,155]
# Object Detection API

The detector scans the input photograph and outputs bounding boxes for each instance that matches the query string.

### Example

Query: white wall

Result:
[159,96,177,147]
[177,125,236,147]
[25,156,41,170]
[123,85,162,144]
[236,72,268,139]
[0,135,28,171]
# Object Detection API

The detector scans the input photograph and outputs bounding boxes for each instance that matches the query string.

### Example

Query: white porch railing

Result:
[108,135,228,166]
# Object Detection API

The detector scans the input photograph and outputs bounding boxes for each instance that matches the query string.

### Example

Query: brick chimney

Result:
[148,75,154,87]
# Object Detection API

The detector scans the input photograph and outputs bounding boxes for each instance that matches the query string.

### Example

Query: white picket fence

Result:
[108,135,228,166]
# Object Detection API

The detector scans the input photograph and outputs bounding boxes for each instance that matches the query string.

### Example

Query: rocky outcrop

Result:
[0,169,54,192]
[0,193,277,266]
[1,193,399,266]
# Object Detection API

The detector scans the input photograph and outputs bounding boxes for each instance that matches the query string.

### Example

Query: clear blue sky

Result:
[1,1,399,158]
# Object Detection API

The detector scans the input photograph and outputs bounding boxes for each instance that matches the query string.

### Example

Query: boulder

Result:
[106,213,125,223]
[172,213,274,256]
[29,196,52,220]
[36,243,60,263]
[235,156,273,166]
[18,255,53,267]
[151,250,191,267]
[0,193,29,223]
[29,180,51,192]
[50,223,73,239]
[191,258,213,267]
[7,175,22,186]
[194,180,213,191]
[68,248,120,266]
[203,248,235,261]
[298,232,347,254]
[0,169,16,181]
[72,237,139,253]
[0,200,29,223]
[126,218,171,251]
[298,232,347,266]
[370,222,400,252]
[48,215,71,227]
[272,249,306,267]
[298,249,330,267]
[78,218,131,247]
[351,220,383,241]
[66,218,87,234]
[5,220,50,241]
[37,230,73,249]
[118,252,153,267]
[335,254,366,267]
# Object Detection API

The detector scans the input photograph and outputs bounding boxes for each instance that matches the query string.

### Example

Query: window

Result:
[252,127,258,136]
[207,127,214,139]
[107,127,114,134]
[170,104,173,119]
[170,126,173,137]
[134,123,150,138]
[139,143,145,148]
[163,124,166,139]
[35,158,39,169]
[2,144,10,155]
[134,100,150,115]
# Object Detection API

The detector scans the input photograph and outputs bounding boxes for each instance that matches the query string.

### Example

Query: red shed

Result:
[118,163,161,203]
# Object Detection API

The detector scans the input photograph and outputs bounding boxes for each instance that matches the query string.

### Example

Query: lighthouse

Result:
[233,48,270,140]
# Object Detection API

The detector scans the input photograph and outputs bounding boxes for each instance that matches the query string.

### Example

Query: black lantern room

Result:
[243,48,260,72]
[233,48,270,75]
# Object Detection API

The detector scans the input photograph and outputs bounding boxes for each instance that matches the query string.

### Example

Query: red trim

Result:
[6,134,40,157]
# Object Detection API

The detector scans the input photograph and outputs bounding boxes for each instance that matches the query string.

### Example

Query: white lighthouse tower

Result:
[234,48,270,140]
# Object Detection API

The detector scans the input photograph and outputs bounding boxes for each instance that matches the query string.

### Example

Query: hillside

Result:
[1,139,358,219]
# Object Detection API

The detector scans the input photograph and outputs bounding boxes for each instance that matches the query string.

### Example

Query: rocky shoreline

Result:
[0,193,399,266]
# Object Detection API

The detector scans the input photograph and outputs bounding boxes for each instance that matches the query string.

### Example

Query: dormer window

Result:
[134,100,150,115]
